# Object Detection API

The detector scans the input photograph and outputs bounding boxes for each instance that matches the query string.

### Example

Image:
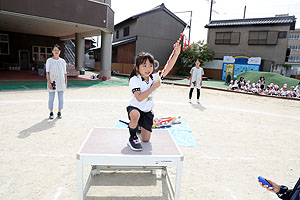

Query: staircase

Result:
[64,40,75,66]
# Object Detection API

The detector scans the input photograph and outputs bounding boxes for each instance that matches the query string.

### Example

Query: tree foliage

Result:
[179,41,215,68]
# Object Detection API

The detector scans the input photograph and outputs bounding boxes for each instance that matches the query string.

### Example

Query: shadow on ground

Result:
[85,171,171,200]
[190,102,207,111]
[18,118,58,138]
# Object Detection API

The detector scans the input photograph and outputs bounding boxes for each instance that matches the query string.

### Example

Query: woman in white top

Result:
[46,44,67,119]
[189,60,204,104]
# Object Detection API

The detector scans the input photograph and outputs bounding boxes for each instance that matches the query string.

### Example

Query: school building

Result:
[0,0,114,79]
[287,29,300,79]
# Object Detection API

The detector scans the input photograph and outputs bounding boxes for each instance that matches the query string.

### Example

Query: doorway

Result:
[19,50,30,70]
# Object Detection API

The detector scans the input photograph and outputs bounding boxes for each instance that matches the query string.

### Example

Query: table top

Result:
[77,128,183,160]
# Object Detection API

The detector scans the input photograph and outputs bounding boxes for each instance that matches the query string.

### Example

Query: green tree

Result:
[178,41,215,76]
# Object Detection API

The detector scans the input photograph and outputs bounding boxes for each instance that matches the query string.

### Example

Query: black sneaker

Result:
[127,136,143,151]
[57,112,62,119]
[49,112,54,119]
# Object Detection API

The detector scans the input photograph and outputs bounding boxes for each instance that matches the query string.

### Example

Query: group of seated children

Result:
[229,76,300,98]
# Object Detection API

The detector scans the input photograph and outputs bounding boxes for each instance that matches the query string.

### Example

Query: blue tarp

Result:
[113,117,198,147]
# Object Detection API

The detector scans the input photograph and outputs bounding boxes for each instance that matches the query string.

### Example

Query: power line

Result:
[262,3,300,7]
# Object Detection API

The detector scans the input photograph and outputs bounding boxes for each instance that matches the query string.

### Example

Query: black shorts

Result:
[126,106,154,132]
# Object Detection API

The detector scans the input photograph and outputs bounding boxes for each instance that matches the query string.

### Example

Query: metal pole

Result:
[243,6,246,19]
[209,0,213,22]
[189,11,192,42]
[174,11,192,41]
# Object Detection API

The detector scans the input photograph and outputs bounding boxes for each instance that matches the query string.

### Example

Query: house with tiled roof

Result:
[111,3,186,74]
[204,15,296,79]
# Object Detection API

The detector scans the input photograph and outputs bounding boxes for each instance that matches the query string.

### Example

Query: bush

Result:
[177,67,190,77]
[179,41,215,69]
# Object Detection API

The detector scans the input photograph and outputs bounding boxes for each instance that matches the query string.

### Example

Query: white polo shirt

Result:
[129,72,161,112]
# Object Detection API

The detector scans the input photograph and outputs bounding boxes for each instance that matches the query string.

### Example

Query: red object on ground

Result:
[102,76,107,81]
[153,117,176,128]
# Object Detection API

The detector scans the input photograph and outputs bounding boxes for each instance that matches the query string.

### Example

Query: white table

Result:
[77,127,184,200]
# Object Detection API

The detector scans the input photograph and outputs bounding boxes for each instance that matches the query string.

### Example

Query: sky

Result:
[111,0,300,43]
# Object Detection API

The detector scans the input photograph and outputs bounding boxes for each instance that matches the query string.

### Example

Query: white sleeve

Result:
[46,59,50,72]
[190,67,194,74]
[201,68,204,76]
[63,60,67,74]
[152,71,161,81]
[129,76,141,93]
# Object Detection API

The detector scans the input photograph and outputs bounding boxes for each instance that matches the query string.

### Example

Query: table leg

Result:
[174,161,183,200]
[77,160,83,200]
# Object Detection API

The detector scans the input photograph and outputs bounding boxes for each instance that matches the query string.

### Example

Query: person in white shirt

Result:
[238,76,246,89]
[264,85,271,95]
[126,42,181,151]
[256,83,262,93]
[229,80,234,90]
[189,60,204,104]
[46,44,67,119]
[245,80,251,92]
[295,82,300,97]
[280,85,288,97]
[232,80,239,90]
[274,85,280,96]
[258,76,266,91]
[251,83,258,93]
[240,81,246,91]
[268,83,275,95]
[288,86,296,97]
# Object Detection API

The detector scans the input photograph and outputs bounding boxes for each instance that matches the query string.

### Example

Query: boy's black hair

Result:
[129,52,154,79]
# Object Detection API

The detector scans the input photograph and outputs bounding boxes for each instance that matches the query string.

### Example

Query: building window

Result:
[32,46,52,61]
[248,31,278,45]
[123,26,129,37]
[289,34,300,40]
[0,34,9,55]
[215,32,230,44]
[288,45,300,51]
[116,30,119,39]
[288,55,300,62]
[215,32,240,45]
[278,31,287,38]
[249,31,268,44]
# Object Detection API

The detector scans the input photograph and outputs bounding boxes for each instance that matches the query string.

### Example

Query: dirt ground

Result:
[0,84,300,200]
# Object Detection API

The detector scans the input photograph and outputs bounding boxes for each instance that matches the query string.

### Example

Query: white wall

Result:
[203,60,223,69]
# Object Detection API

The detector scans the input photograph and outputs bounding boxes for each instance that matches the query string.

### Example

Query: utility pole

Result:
[189,11,192,42]
[174,10,192,42]
[209,0,213,22]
